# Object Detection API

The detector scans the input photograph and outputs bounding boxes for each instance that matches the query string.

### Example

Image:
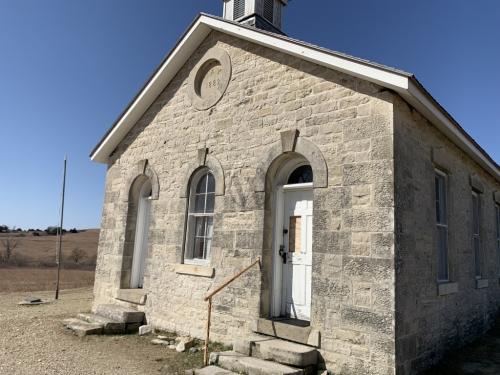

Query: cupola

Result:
[222,0,287,34]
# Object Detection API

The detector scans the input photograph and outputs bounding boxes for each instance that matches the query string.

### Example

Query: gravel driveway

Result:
[0,288,203,375]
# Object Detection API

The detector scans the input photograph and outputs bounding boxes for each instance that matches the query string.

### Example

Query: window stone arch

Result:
[255,130,328,192]
[179,148,225,198]
[122,159,160,202]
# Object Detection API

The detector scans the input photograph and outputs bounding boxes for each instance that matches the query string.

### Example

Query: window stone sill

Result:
[175,263,214,278]
[437,282,458,296]
[116,289,147,305]
[476,278,489,289]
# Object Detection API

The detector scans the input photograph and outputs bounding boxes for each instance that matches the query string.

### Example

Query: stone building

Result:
[86,1,500,374]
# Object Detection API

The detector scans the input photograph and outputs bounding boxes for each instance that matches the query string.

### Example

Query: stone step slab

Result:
[254,319,320,347]
[235,334,318,367]
[210,351,303,375]
[94,304,144,324]
[77,313,126,334]
[62,318,103,337]
[186,366,239,375]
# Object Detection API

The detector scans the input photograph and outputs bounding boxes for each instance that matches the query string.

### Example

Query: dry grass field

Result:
[0,268,95,293]
[0,229,99,267]
[0,229,99,292]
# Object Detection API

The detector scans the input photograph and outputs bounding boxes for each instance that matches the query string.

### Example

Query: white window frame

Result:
[184,168,215,265]
[472,191,482,279]
[435,170,449,282]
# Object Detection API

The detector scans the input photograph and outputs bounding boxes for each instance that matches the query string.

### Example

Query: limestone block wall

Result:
[393,95,500,374]
[92,30,397,374]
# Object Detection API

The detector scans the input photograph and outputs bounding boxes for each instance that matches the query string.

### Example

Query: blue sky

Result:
[0,1,498,229]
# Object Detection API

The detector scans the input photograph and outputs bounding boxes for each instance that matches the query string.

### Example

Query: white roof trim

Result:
[90,14,499,181]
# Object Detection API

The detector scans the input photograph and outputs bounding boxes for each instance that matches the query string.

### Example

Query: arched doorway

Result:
[130,179,152,289]
[271,158,314,321]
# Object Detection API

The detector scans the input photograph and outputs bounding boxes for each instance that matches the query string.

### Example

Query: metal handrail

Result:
[203,257,261,366]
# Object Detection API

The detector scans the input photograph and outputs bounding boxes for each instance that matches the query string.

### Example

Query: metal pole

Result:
[55,155,67,300]
[204,297,212,366]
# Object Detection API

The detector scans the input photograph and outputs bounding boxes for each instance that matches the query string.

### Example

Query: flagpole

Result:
[55,155,67,300]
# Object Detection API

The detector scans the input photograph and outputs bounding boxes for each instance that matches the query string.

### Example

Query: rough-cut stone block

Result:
[187,366,239,375]
[116,289,147,305]
[210,351,303,375]
[94,304,144,324]
[175,264,215,278]
[437,282,458,296]
[341,307,393,335]
[470,174,485,193]
[77,313,125,334]
[343,257,392,281]
[254,318,312,346]
[139,325,153,335]
[62,318,103,337]
[253,338,318,367]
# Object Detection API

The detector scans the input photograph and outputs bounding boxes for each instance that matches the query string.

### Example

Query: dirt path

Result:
[0,288,206,375]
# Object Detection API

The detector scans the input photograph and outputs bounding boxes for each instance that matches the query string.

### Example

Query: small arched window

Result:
[185,169,215,262]
[287,165,313,184]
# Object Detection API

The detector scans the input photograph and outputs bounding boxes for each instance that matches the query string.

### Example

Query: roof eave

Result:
[90,13,499,182]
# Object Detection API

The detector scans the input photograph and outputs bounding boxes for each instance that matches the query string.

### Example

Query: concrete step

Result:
[254,319,320,347]
[77,313,126,334]
[94,304,144,324]
[235,334,318,367]
[210,351,303,375]
[186,365,239,375]
[62,318,103,337]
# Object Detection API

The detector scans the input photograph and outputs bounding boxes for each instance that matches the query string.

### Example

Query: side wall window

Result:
[496,204,500,276]
[472,191,482,279]
[184,169,215,263]
[435,170,449,281]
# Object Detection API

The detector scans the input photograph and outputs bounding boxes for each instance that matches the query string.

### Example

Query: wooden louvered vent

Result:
[263,0,274,23]
[233,0,246,19]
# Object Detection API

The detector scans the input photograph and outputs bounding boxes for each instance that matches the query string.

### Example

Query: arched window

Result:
[130,179,152,288]
[287,165,313,184]
[185,169,215,262]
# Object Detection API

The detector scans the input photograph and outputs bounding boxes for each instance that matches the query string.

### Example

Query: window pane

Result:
[472,194,480,234]
[496,206,500,239]
[435,174,447,224]
[196,173,208,193]
[194,193,206,213]
[437,226,448,281]
[207,173,215,193]
[474,237,481,278]
[435,176,441,223]
[194,216,206,237]
[206,217,214,238]
[204,239,212,259]
[288,165,313,184]
[206,193,215,213]
[193,238,205,259]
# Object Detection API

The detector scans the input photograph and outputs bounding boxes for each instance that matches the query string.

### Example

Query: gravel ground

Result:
[0,288,207,375]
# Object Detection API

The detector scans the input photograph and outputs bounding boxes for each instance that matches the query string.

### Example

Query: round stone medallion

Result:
[188,47,231,110]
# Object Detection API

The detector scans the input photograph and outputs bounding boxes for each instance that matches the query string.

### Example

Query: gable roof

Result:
[90,13,500,182]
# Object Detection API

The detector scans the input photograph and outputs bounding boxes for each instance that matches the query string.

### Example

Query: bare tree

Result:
[1,237,19,263]
[70,247,86,264]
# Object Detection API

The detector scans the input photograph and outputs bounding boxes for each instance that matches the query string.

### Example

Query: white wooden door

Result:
[131,186,151,289]
[282,187,313,320]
